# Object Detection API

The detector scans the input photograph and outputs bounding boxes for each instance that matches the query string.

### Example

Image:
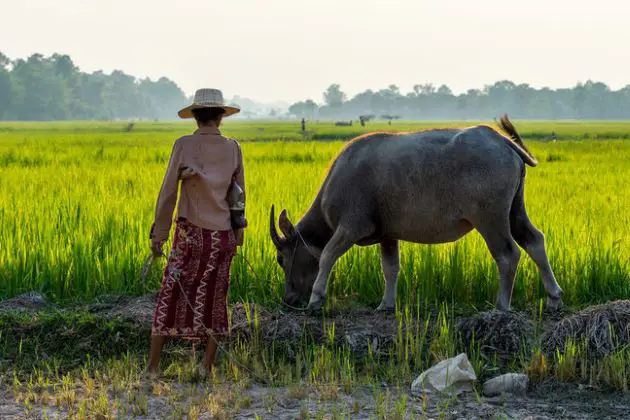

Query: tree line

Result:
[289,81,630,120]
[2,51,630,121]
[0,52,188,121]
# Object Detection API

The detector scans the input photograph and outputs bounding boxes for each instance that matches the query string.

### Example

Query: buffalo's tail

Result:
[497,114,538,167]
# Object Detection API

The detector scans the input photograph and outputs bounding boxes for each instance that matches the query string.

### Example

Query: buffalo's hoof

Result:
[495,300,511,312]
[547,296,564,312]
[375,302,395,313]
[306,299,323,315]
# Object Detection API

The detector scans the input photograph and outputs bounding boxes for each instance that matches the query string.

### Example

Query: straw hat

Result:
[177,88,240,119]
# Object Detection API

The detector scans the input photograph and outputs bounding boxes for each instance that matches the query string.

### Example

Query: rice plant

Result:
[0,121,628,311]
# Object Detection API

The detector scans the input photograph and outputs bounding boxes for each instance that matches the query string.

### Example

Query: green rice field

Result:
[1,120,629,310]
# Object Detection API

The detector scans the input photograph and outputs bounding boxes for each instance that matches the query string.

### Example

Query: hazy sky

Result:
[2,0,629,103]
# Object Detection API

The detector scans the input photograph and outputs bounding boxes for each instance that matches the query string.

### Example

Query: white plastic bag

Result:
[411,353,477,395]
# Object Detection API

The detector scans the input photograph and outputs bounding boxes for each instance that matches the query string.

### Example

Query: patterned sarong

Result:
[152,218,236,338]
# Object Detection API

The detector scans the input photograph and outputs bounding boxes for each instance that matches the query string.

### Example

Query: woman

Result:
[145,88,245,377]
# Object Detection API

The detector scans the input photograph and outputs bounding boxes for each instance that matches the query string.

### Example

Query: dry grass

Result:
[286,384,310,400]
[543,300,630,357]
[457,310,535,356]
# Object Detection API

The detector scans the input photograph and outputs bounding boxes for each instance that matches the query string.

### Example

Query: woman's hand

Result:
[179,166,198,180]
[151,239,165,257]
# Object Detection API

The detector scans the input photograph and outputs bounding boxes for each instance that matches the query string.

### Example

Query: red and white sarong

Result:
[152,218,236,338]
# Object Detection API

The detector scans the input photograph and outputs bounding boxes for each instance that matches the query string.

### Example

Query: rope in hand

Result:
[140,252,162,294]
[233,251,308,313]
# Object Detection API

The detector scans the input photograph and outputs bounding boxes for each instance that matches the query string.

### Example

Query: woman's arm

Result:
[234,141,245,204]
[234,141,246,246]
[150,141,183,246]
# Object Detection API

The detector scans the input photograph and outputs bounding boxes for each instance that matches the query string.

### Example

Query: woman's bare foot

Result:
[197,359,212,376]
[202,336,219,379]
[144,335,166,381]
[141,367,160,381]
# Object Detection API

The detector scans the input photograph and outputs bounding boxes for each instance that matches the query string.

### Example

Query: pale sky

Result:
[2,0,629,104]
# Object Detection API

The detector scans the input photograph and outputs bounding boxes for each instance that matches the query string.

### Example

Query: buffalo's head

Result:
[269,205,320,307]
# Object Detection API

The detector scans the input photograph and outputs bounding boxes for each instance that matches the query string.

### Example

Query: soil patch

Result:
[86,292,158,326]
[3,381,630,419]
[230,306,401,357]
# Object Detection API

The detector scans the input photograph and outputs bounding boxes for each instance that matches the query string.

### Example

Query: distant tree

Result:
[618,85,630,118]
[107,70,143,118]
[436,85,453,96]
[288,99,318,118]
[3,50,630,121]
[0,52,11,119]
[51,54,77,80]
[323,84,346,108]
[0,51,189,121]
[9,54,70,120]
[387,84,400,95]
[138,76,187,119]
[413,83,436,96]
[288,102,302,117]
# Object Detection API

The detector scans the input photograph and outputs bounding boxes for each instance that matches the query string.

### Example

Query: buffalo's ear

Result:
[278,209,297,239]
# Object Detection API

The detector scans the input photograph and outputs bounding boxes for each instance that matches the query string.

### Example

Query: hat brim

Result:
[177,104,240,119]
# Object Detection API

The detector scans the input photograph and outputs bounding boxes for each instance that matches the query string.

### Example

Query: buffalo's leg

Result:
[477,223,521,311]
[307,226,359,313]
[510,199,563,310]
[376,240,399,312]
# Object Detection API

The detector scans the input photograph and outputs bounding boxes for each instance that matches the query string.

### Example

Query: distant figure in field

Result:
[145,88,247,379]
[301,118,306,132]
[359,115,374,127]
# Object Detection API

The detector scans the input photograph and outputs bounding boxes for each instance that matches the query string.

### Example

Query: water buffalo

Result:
[270,115,564,313]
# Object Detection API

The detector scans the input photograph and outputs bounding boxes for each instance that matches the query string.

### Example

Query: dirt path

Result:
[3,382,630,419]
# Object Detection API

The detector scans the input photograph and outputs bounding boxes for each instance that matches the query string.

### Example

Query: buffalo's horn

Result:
[270,205,283,247]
